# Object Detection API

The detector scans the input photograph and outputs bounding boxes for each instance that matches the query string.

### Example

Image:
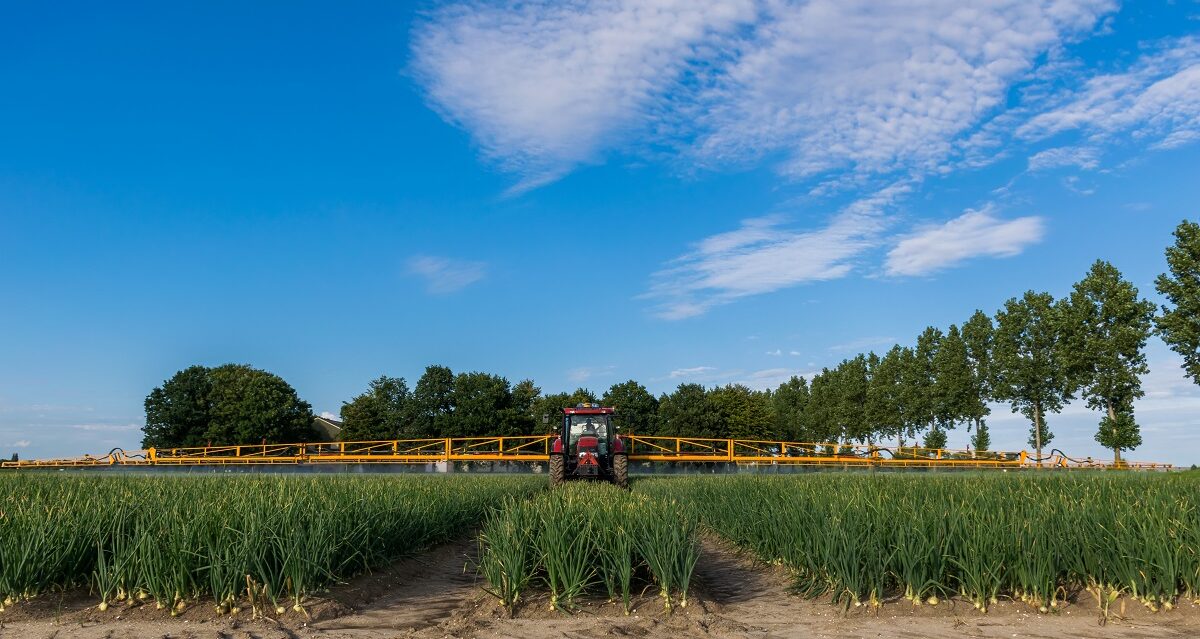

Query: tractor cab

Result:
[549,403,628,488]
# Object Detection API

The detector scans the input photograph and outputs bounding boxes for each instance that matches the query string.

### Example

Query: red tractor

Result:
[549,403,628,488]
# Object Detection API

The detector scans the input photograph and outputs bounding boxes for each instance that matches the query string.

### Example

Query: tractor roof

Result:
[563,403,614,415]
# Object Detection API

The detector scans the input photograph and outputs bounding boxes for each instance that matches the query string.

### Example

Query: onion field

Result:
[477,482,699,614]
[0,472,1197,623]
[637,474,1200,616]
[0,474,541,615]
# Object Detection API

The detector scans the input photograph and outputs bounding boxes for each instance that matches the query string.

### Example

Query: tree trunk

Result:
[1107,402,1122,466]
[1033,403,1043,469]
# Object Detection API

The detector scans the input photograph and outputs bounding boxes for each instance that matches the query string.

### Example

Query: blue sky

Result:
[2,1,1199,464]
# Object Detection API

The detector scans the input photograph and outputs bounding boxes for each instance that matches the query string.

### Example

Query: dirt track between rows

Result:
[3,537,1199,639]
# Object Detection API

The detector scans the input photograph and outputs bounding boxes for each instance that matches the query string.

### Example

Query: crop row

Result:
[0,474,542,615]
[637,473,1200,616]
[477,482,699,614]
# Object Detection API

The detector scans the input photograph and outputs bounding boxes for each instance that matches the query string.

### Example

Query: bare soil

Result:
[3,536,1199,639]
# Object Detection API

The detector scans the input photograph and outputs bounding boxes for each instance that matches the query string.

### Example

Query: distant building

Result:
[312,415,343,441]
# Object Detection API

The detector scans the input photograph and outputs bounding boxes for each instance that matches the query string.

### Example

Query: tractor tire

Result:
[549,454,565,488]
[612,453,629,489]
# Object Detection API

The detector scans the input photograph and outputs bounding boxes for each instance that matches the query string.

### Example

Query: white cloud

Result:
[412,0,756,192]
[828,336,896,353]
[1027,146,1100,171]
[11,440,30,448]
[407,255,486,294]
[765,349,782,357]
[1019,37,1200,153]
[413,0,1115,191]
[885,207,1045,277]
[320,411,339,421]
[666,366,718,380]
[68,423,141,432]
[644,182,909,319]
[789,350,802,356]
[688,1,1115,181]
[567,365,616,383]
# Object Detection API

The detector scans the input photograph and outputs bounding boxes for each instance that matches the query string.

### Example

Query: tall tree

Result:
[708,384,775,440]
[904,328,941,443]
[602,380,659,435]
[567,387,599,406]
[500,379,541,436]
[836,356,871,444]
[772,376,810,441]
[867,346,906,447]
[657,384,719,438]
[413,365,456,437]
[203,364,315,445]
[1063,260,1155,464]
[932,325,973,446]
[1155,220,1200,384]
[992,291,1075,465]
[340,376,414,441]
[453,372,513,438]
[803,370,841,445]
[532,392,572,433]
[142,365,214,449]
[961,310,995,451]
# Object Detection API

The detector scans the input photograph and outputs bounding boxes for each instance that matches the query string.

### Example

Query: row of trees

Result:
[141,221,1199,462]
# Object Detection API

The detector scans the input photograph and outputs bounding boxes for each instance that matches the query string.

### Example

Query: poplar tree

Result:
[992,291,1075,465]
[932,324,973,447]
[772,376,810,441]
[837,356,871,444]
[905,327,942,444]
[1156,220,1200,384]
[1063,260,1155,464]
[961,310,995,451]
[868,346,907,447]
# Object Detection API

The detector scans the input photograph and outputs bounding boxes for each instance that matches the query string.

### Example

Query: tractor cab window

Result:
[568,415,609,453]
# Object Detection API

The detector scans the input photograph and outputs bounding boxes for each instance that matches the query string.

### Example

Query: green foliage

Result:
[657,383,719,438]
[836,356,871,443]
[971,422,991,452]
[203,365,315,445]
[602,380,659,435]
[453,371,515,438]
[932,325,972,432]
[142,365,213,449]
[413,365,456,437]
[339,376,414,441]
[923,425,948,450]
[867,346,906,445]
[143,364,313,448]
[772,376,810,441]
[707,383,774,440]
[1095,412,1142,457]
[992,291,1074,459]
[1063,260,1155,460]
[1156,220,1200,384]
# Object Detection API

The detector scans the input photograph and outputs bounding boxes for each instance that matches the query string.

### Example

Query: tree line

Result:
[142,220,1200,463]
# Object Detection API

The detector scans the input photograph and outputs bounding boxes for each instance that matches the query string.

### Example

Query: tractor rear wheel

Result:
[612,453,629,489]
[549,454,565,488]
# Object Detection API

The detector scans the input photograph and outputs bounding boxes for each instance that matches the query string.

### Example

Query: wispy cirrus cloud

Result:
[1019,36,1200,156]
[643,182,909,319]
[885,207,1045,277]
[1027,146,1101,171]
[411,0,756,193]
[412,0,1116,191]
[407,255,487,294]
